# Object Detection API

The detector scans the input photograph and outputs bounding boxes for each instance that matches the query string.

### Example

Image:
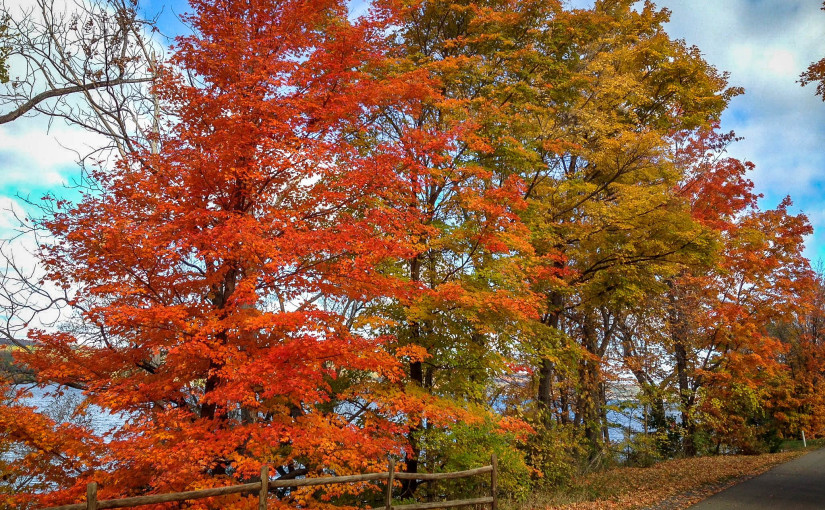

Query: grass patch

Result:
[780,438,825,451]
[507,450,806,510]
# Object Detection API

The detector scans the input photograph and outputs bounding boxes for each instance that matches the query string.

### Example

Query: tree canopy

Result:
[0,1,821,508]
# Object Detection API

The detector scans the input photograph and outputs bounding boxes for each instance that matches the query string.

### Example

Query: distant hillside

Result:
[0,340,35,383]
[0,338,33,347]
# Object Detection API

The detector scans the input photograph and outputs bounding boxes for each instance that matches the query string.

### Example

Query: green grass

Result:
[780,438,825,451]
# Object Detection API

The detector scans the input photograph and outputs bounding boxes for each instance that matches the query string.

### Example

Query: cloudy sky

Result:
[658,0,825,263]
[570,0,825,261]
[2,0,824,260]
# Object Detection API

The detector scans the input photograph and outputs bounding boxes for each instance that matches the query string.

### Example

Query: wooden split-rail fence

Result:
[42,454,499,510]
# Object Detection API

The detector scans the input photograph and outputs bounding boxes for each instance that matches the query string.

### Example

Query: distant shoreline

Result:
[0,345,36,384]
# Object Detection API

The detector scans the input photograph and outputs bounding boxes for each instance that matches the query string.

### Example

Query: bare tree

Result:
[0,0,162,158]
[0,0,164,385]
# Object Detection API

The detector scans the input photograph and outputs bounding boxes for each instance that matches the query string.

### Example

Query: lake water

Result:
[11,384,126,436]
[9,385,668,451]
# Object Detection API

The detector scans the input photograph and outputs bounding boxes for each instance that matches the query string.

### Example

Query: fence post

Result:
[86,482,98,510]
[385,459,395,510]
[259,465,269,510]
[490,453,497,510]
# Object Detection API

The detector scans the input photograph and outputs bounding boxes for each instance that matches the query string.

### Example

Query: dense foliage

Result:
[1,0,822,508]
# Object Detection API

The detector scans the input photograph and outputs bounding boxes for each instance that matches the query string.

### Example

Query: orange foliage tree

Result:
[377,0,545,496]
[671,126,814,454]
[2,0,477,507]
[768,269,825,440]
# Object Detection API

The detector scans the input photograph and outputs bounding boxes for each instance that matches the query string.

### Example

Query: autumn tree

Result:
[3,1,465,507]
[662,126,814,455]
[374,0,545,496]
[382,0,740,470]
[800,2,825,99]
[766,268,825,441]
[468,0,736,462]
[692,201,811,453]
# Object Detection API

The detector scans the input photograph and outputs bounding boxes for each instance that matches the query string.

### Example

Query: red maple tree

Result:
[5,1,468,507]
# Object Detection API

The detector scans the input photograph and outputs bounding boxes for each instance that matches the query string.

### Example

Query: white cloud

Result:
[0,117,100,193]
[657,2,825,169]
[765,49,798,78]
[0,0,164,198]
[0,197,28,233]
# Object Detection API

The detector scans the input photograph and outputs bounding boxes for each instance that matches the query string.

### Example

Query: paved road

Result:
[689,447,825,509]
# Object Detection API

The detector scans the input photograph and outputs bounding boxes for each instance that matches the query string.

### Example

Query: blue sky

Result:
[655,0,825,264]
[568,0,825,262]
[2,0,824,261]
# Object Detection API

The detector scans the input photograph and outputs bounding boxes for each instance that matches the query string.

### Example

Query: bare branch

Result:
[0,0,164,160]
[0,75,150,124]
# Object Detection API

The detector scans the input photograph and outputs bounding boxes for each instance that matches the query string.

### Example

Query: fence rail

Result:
[42,454,498,510]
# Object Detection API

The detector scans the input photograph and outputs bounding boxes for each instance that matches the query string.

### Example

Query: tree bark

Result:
[578,311,603,458]
[669,279,697,457]
[537,290,564,426]
[402,255,424,498]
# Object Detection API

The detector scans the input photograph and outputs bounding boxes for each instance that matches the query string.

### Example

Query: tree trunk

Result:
[674,341,696,456]
[402,255,423,498]
[578,311,603,458]
[669,279,697,457]
[538,290,564,426]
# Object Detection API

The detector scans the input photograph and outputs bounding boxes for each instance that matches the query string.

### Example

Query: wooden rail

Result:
[41,454,499,510]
